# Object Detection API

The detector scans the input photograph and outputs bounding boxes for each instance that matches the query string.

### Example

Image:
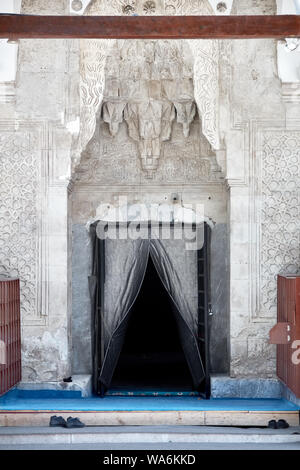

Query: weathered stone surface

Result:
[211,376,281,399]
[232,0,276,15]
[280,383,300,408]
[99,40,197,177]
[72,224,92,374]
[0,0,299,392]
[21,0,69,14]
[17,374,92,397]
[74,118,223,186]
[21,325,71,382]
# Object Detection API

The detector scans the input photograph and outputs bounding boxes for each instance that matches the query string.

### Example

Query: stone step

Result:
[0,426,300,445]
[0,408,299,427]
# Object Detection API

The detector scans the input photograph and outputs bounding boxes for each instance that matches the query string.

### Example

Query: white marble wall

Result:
[0,0,299,385]
[225,1,300,377]
[0,0,74,382]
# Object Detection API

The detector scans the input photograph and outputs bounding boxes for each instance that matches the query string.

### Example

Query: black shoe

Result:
[63,376,72,383]
[268,419,277,429]
[49,416,67,427]
[277,419,289,429]
[65,417,85,428]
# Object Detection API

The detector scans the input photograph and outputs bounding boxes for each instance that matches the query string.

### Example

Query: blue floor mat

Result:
[0,389,299,412]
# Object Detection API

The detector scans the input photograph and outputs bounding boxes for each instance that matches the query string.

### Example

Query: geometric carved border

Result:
[0,120,51,326]
[250,120,300,322]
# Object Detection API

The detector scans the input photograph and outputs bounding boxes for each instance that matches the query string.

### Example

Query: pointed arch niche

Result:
[73,0,223,175]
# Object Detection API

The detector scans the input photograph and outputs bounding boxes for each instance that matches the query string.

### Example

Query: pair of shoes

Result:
[49,415,85,428]
[268,419,289,429]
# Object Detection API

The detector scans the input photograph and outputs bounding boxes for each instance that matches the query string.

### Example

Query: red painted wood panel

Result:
[0,15,299,39]
[0,278,21,396]
[277,275,300,398]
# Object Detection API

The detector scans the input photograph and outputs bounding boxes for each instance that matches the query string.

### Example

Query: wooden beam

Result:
[0,14,299,40]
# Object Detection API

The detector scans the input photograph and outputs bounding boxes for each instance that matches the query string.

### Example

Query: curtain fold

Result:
[99,236,150,390]
[149,238,205,389]
[88,223,100,393]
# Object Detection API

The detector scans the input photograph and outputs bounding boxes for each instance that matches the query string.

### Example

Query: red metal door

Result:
[0,277,21,396]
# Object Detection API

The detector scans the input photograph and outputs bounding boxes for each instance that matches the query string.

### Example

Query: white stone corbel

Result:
[173,101,196,138]
[102,100,127,136]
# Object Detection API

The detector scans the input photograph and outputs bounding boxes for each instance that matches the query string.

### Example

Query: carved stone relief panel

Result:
[21,0,69,14]
[99,39,202,177]
[231,0,276,15]
[256,130,300,319]
[76,39,112,172]
[0,124,48,326]
[74,114,223,185]
[86,0,213,16]
[76,0,220,176]
[188,39,219,150]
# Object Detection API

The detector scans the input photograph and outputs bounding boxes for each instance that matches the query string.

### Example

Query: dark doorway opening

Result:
[111,256,194,391]
[90,222,211,397]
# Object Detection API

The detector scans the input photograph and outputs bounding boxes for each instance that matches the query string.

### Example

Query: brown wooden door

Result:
[0,278,21,396]
[272,275,300,398]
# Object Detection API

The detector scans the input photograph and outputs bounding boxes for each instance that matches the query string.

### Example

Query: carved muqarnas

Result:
[100,40,197,178]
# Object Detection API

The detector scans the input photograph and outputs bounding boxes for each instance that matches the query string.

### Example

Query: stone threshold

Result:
[0,409,299,427]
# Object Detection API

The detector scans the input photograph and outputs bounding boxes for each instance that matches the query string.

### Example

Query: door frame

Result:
[93,221,211,397]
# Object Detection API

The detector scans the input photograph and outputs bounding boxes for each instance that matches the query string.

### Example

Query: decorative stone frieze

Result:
[98,39,200,177]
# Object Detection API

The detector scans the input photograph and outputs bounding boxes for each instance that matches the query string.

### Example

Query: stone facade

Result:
[0,0,299,390]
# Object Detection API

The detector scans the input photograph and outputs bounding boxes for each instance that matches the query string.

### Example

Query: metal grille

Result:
[0,278,21,396]
[277,275,300,398]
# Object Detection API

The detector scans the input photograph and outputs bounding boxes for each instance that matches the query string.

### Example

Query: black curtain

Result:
[90,223,206,394]
[149,239,205,389]
[98,237,150,392]
[88,222,101,393]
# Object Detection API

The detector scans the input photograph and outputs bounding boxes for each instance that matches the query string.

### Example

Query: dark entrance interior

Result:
[90,222,211,397]
[111,256,195,390]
